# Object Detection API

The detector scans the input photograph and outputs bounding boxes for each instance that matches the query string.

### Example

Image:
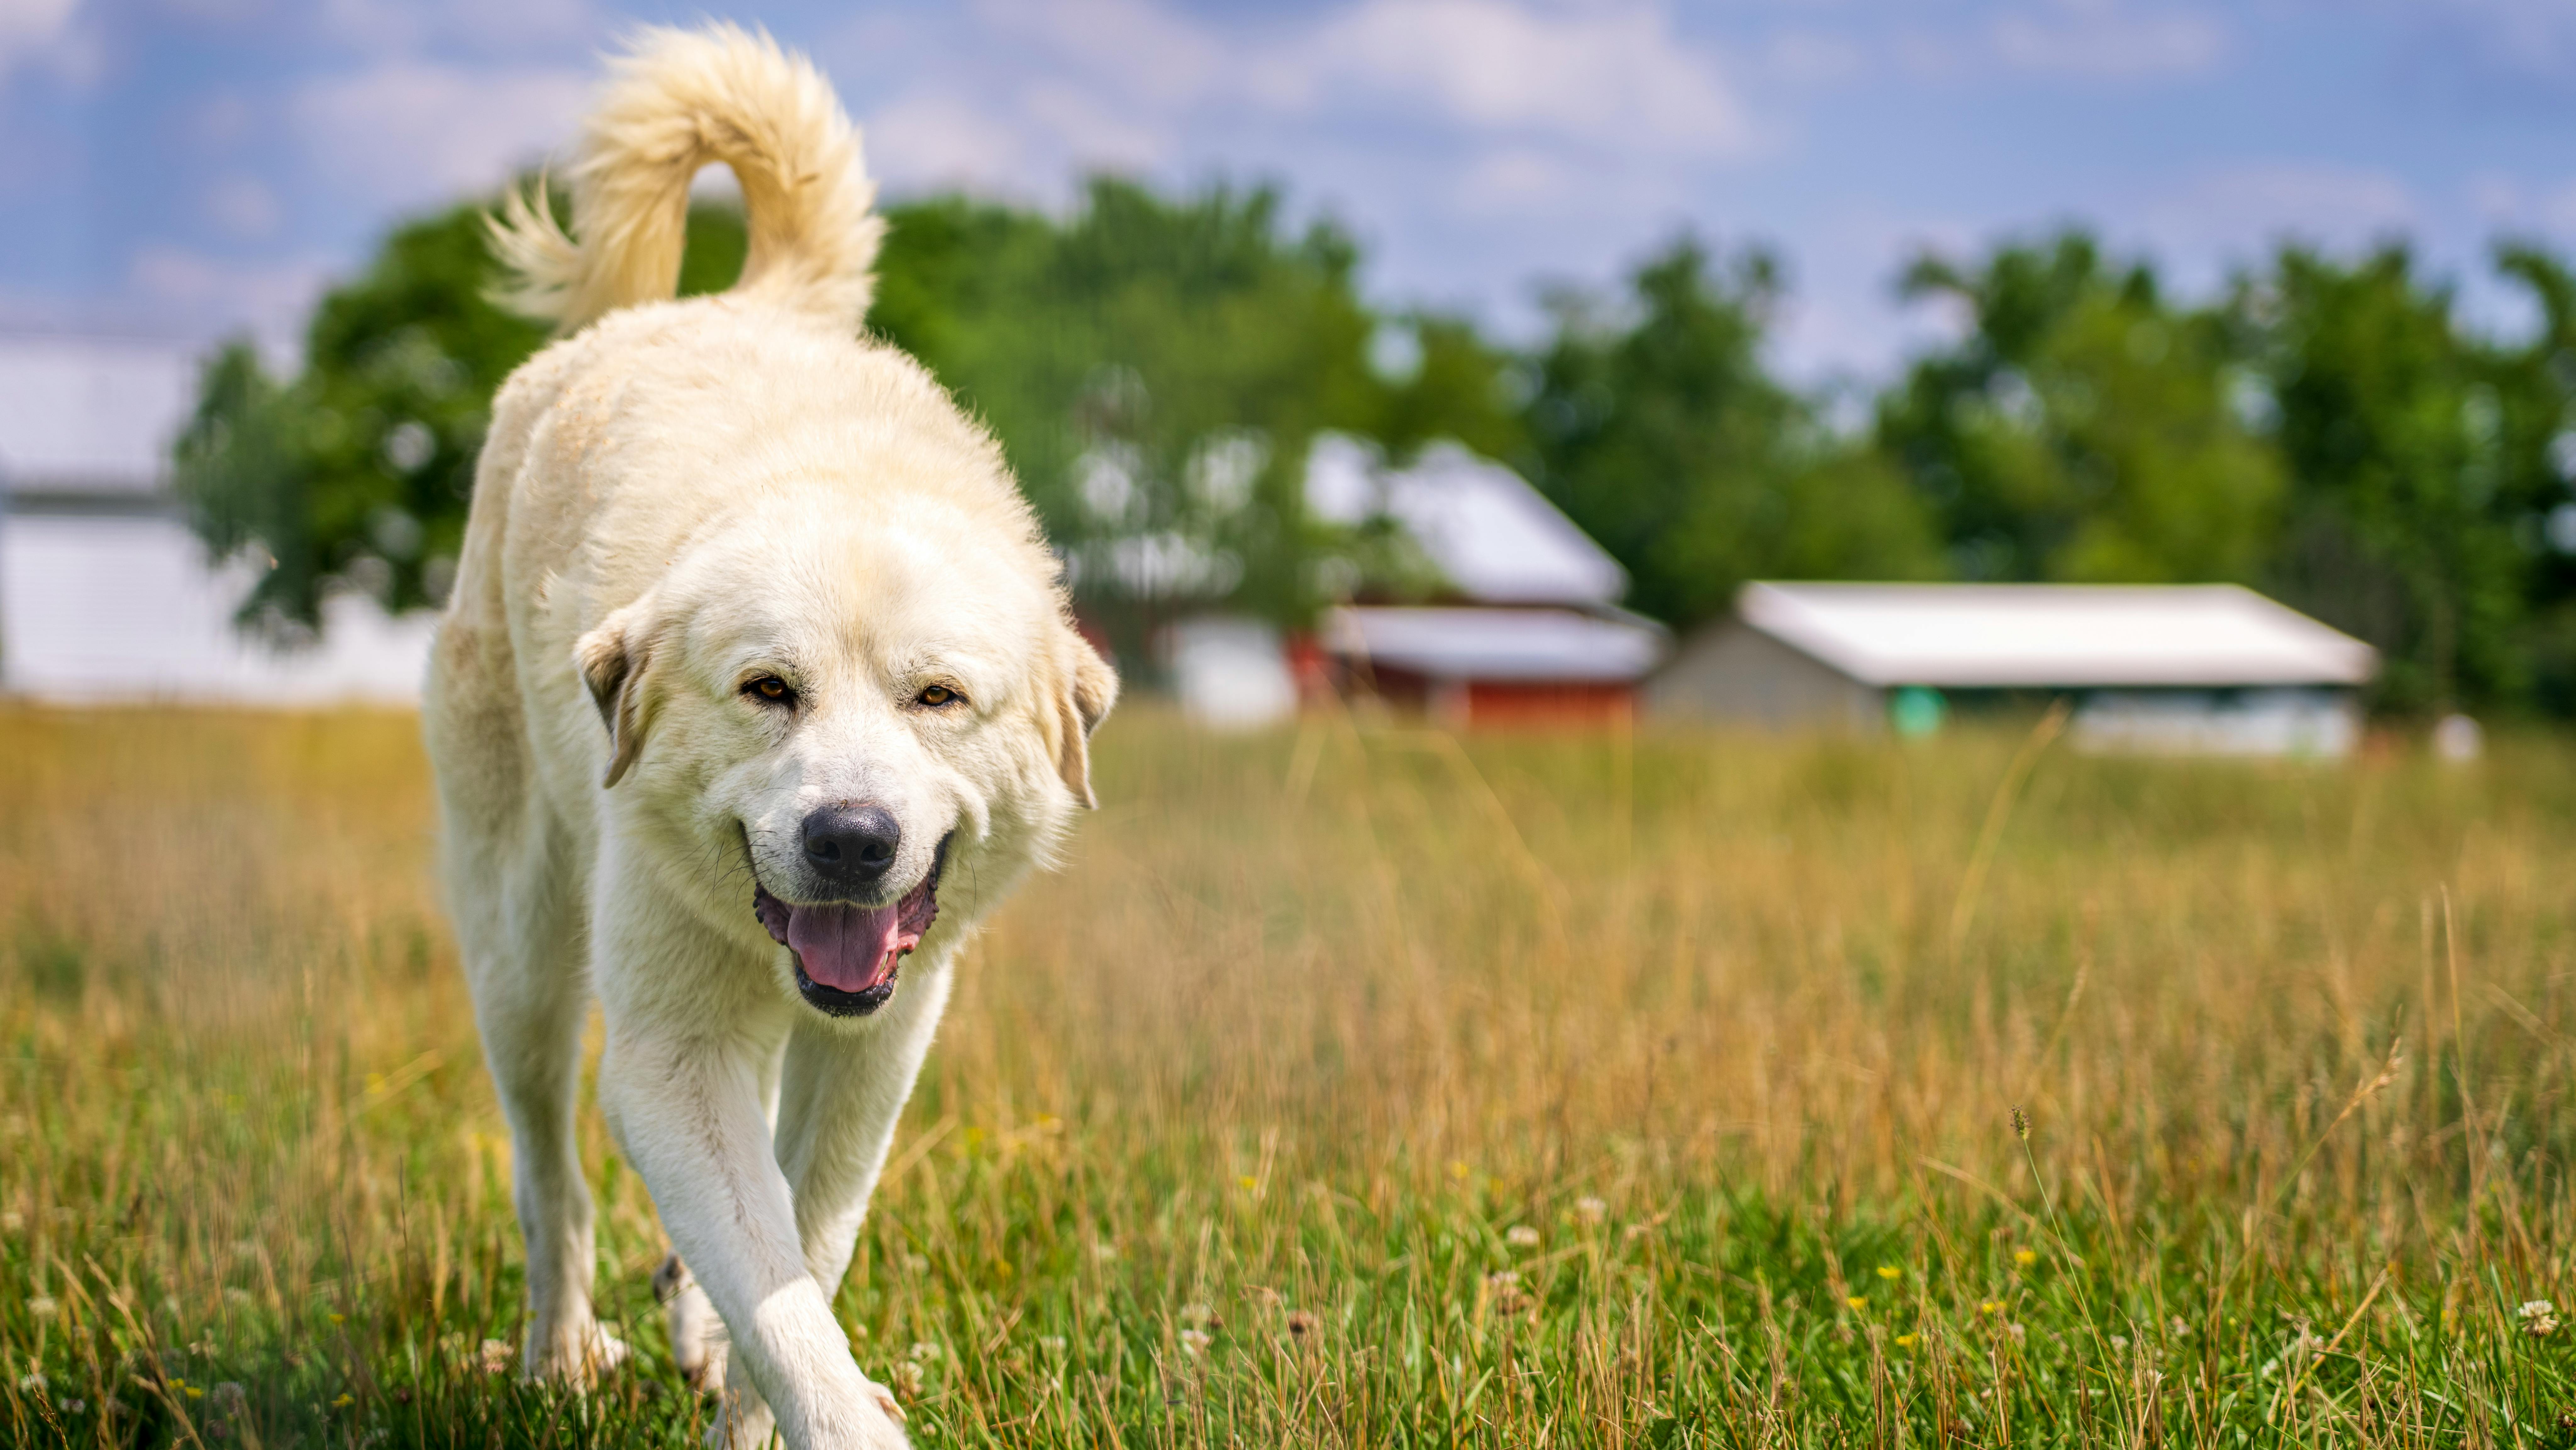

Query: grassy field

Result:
[7,705,2576,1447]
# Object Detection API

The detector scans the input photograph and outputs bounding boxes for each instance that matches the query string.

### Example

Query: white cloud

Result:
[969,0,1224,109]
[1764,30,1869,88]
[2407,0,2576,85]
[2139,162,2418,261]
[1452,145,1579,213]
[294,62,586,210]
[863,88,1041,196]
[1018,78,1175,175]
[0,0,94,91]
[1989,2,2228,80]
[126,246,339,357]
[846,0,1760,220]
[316,0,599,61]
[203,174,281,239]
[2463,169,2576,238]
[1271,0,1755,158]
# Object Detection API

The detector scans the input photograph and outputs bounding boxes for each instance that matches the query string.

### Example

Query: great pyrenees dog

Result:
[425,25,1115,1448]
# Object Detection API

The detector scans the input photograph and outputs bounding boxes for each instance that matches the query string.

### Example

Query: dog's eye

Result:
[916,684,960,708]
[744,676,795,705]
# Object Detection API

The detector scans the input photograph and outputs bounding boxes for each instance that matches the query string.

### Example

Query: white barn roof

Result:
[1324,605,1665,683]
[1738,582,2376,689]
[0,336,198,491]
[1306,434,1625,606]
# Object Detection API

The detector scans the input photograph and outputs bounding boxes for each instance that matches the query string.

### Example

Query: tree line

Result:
[176,178,2576,717]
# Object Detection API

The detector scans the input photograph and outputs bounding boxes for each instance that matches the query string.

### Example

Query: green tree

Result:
[175,192,756,628]
[870,181,1383,652]
[1521,236,1943,627]
[179,179,1515,658]
[178,202,547,624]
[2241,243,2576,713]
[1875,231,2284,587]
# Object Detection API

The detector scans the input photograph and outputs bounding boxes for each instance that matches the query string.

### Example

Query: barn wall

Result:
[0,511,435,704]
[1645,620,1881,731]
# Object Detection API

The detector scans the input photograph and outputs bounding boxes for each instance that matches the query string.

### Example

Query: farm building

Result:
[0,335,435,704]
[1163,434,1667,728]
[1302,434,1666,727]
[1651,581,2379,756]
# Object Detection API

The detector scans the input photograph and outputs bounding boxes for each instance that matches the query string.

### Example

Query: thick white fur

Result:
[426,25,1114,1450]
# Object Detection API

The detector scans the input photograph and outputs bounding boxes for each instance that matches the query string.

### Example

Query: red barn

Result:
[1302,435,1666,728]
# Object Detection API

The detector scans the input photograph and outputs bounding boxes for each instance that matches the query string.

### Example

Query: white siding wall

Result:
[0,513,435,704]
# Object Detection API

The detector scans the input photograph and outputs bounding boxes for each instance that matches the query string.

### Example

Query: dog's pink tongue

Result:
[783,901,903,993]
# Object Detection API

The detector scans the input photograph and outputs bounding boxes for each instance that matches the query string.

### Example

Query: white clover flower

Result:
[1504,1226,1541,1248]
[1178,1328,1212,1357]
[1573,1197,1607,1225]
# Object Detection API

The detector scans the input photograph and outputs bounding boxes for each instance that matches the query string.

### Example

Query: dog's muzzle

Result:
[752,836,947,1017]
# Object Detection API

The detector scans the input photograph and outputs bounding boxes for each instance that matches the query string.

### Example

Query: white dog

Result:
[424,25,1116,1448]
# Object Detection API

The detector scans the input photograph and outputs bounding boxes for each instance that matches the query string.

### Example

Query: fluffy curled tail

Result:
[487,24,882,332]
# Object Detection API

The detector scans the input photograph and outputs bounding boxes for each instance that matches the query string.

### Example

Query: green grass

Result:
[9,705,2576,1446]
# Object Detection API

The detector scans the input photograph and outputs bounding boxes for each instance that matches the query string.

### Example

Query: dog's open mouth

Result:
[751,840,945,1017]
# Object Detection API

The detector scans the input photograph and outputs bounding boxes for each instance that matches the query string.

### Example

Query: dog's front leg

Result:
[600,1025,908,1450]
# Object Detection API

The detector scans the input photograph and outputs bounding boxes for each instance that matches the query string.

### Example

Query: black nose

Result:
[801,803,900,888]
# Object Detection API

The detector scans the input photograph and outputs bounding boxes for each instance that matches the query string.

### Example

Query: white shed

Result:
[0,336,438,706]
[1651,582,2379,755]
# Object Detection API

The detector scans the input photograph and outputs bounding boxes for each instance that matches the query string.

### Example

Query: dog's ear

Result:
[1052,625,1118,809]
[575,600,660,788]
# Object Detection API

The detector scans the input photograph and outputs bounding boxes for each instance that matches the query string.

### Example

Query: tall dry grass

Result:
[6,704,2576,1446]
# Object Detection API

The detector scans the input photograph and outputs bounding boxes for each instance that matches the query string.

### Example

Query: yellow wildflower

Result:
[1846,1296,1867,1311]
[1876,1266,1901,1281]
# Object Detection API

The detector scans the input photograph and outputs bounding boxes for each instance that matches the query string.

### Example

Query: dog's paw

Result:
[706,1391,776,1450]
[525,1318,630,1387]
[852,1377,913,1449]
[657,1252,731,1392]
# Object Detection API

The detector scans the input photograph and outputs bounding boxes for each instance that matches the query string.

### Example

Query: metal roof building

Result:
[1304,434,1627,607]
[1303,434,1666,726]
[1164,435,1668,728]
[1651,582,2379,755]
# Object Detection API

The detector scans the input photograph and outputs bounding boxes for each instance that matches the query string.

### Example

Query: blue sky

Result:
[7,0,2576,382]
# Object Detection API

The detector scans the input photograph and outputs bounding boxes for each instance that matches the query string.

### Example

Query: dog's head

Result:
[573,491,1115,1021]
